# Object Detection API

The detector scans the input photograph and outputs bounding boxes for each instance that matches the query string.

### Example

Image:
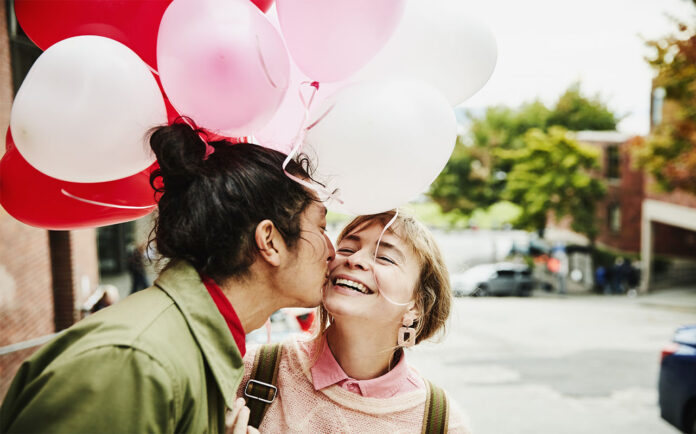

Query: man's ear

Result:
[254,219,285,267]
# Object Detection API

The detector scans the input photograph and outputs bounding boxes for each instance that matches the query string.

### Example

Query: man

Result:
[0,122,334,433]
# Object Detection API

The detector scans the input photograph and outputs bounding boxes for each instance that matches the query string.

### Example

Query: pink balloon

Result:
[255,7,347,152]
[157,0,290,135]
[276,0,406,82]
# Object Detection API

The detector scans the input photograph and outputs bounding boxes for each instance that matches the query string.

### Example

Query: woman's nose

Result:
[346,249,370,270]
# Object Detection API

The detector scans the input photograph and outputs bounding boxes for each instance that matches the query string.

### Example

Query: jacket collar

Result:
[154,260,243,409]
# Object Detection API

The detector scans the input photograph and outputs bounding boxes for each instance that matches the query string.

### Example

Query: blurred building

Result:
[572,116,696,292]
[0,2,99,400]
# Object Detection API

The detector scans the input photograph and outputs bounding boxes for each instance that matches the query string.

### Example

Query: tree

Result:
[636,5,696,194]
[500,127,606,240]
[548,83,620,131]
[430,83,616,237]
[431,101,553,212]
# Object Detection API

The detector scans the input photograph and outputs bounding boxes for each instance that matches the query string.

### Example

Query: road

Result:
[407,294,694,434]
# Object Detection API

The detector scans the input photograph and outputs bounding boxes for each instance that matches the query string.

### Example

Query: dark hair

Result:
[148,118,315,282]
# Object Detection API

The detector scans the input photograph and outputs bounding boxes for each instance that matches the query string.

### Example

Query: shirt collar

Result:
[310,336,413,398]
[200,274,246,357]
[154,260,243,410]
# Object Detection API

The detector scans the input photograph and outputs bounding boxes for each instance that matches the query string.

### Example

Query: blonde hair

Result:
[314,210,451,346]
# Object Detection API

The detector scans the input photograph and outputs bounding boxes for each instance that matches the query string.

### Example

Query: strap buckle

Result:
[244,379,278,404]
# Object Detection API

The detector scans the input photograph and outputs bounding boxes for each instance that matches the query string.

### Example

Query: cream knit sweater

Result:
[237,339,472,434]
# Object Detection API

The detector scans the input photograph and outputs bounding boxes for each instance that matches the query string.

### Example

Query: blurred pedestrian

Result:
[611,257,626,294]
[89,285,121,313]
[595,265,608,294]
[126,242,150,294]
[552,244,569,294]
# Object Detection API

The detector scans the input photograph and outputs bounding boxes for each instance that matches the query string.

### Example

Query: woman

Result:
[237,211,471,433]
[0,118,335,434]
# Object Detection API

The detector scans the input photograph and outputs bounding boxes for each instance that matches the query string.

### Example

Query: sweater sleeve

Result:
[447,391,474,434]
[1,346,177,434]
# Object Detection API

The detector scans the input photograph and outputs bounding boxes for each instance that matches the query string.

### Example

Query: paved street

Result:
[408,293,696,434]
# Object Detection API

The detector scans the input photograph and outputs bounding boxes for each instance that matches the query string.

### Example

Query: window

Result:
[606,145,620,179]
[651,87,666,128]
[6,0,42,93]
[608,204,621,233]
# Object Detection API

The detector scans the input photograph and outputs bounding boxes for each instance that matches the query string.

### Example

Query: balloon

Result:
[10,36,167,183]
[14,0,170,69]
[152,72,180,124]
[353,0,497,106]
[157,0,290,135]
[251,0,275,13]
[303,79,457,215]
[254,5,345,153]
[276,0,406,82]
[1,129,157,230]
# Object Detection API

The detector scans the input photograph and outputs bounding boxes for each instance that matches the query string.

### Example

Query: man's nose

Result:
[324,233,335,262]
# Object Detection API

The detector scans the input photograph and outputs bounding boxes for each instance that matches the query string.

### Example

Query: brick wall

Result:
[0,219,54,347]
[0,2,99,401]
[595,138,645,252]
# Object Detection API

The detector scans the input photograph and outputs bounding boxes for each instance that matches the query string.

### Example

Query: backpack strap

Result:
[422,379,450,434]
[244,343,282,429]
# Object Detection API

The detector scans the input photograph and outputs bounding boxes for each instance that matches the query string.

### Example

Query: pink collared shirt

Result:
[309,338,425,398]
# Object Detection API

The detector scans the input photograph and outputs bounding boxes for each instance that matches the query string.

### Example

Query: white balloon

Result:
[304,79,457,215]
[353,0,497,106]
[10,36,166,183]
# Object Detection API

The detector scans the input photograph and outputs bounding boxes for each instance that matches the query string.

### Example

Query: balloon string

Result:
[372,210,411,306]
[61,189,156,210]
[282,81,343,204]
[256,35,278,89]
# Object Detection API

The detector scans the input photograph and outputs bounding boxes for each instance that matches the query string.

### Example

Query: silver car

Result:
[451,263,535,297]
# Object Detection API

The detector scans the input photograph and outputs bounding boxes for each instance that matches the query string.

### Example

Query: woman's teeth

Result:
[335,278,372,294]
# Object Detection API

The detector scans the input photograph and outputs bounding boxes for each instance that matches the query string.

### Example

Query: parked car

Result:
[659,325,696,434]
[451,262,534,297]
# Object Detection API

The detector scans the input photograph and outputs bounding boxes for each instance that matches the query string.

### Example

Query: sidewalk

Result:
[635,285,696,313]
[531,284,696,313]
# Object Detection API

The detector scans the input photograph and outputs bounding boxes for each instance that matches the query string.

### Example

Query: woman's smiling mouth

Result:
[332,277,374,294]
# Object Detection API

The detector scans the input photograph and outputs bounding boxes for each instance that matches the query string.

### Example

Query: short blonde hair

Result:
[315,210,451,345]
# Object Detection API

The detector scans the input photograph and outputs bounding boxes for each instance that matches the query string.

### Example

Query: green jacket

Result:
[0,261,243,433]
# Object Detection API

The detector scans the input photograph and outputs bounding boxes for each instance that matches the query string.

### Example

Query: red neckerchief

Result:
[200,274,246,357]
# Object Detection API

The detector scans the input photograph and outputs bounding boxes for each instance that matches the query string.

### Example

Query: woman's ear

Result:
[254,219,285,267]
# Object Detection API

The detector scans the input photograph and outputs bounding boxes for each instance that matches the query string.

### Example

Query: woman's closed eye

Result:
[376,255,397,265]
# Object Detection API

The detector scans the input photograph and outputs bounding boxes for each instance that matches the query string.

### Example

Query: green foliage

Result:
[636,11,696,194]
[403,201,469,229]
[430,82,615,238]
[501,127,606,237]
[430,136,501,213]
[548,83,619,131]
[469,201,523,230]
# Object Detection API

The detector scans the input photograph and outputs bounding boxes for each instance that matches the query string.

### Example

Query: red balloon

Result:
[251,0,275,13]
[1,129,158,230]
[153,72,180,124]
[14,0,171,69]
